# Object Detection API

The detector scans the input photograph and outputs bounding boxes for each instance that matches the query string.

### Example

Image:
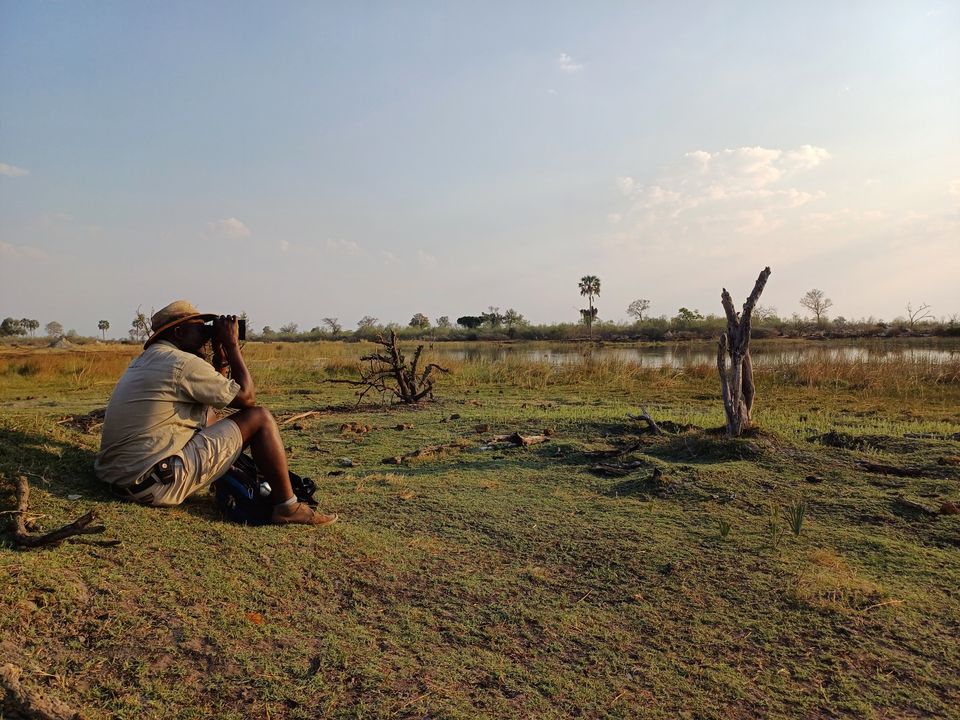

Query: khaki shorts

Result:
[134,418,244,507]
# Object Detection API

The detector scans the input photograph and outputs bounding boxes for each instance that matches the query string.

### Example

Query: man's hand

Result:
[211,338,228,375]
[214,315,255,405]
[214,315,241,350]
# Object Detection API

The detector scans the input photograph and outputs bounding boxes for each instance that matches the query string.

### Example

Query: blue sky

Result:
[1,1,958,335]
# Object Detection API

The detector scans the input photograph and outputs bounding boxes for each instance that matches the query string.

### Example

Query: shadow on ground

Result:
[0,428,104,500]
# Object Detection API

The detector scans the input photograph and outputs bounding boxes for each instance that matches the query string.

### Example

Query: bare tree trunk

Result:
[718,267,771,437]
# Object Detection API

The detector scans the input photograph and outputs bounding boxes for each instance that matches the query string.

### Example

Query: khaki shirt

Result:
[95,341,241,486]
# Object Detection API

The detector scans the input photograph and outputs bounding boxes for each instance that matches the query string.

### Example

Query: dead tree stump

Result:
[717,267,771,437]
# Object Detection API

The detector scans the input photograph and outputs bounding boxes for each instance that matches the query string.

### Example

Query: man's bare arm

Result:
[213,315,256,408]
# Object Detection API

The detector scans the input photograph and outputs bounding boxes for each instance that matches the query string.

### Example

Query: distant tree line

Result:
[2,286,956,346]
[0,318,72,338]
[242,278,957,343]
[244,309,960,344]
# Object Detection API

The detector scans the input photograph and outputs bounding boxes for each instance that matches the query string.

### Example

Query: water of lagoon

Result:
[431,339,960,369]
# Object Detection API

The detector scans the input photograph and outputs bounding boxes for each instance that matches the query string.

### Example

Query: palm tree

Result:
[130,308,150,342]
[98,319,110,340]
[579,275,601,339]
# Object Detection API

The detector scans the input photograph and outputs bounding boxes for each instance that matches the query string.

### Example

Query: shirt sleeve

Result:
[178,354,241,408]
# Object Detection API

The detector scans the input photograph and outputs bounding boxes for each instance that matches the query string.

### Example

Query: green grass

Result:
[1,341,959,719]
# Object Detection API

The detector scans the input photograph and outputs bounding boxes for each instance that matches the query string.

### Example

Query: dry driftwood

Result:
[0,662,81,720]
[626,407,664,435]
[330,331,449,405]
[7,475,106,549]
[718,267,771,437]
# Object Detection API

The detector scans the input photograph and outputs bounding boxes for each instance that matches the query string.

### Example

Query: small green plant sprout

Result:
[786,499,808,537]
[717,518,732,539]
[765,506,786,549]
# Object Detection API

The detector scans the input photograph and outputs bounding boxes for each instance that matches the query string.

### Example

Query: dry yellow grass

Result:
[1,340,957,399]
[787,549,889,613]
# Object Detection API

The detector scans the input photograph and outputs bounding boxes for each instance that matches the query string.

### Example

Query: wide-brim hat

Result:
[143,300,217,349]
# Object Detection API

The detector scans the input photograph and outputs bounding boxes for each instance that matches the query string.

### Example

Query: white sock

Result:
[276,495,297,507]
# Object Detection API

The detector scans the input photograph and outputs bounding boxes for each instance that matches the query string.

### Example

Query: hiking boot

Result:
[271,502,338,526]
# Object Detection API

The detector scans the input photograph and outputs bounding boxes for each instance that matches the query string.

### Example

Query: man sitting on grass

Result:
[95,300,337,526]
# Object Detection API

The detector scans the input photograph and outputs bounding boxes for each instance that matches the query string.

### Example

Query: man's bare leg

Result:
[224,406,337,525]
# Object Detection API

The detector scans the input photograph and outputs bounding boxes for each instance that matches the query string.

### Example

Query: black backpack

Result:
[213,453,319,525]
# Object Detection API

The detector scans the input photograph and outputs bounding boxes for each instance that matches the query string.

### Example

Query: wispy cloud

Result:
[206,217,251,240]
[0,240,48,260]
[278,237,369,259]
[417,249,438,270]
[558,53,583,73]
[601,145,959,319]
[325,238,365,257]
[380,250,399,265]
[0,162,29,177]
[610,145,832,255]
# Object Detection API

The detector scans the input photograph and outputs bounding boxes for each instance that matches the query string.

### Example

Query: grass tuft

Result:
[787,549,888,613]
[786,499,808,537]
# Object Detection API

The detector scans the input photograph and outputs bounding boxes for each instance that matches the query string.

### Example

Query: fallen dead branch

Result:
[490,432,550,447]
[857,461,924,478]
[860,599,905,613]
[626,407,664,435]
[0,662,82,720]
[6,474,108,549]
[279,410,324,426]
[329,331,449,405]
[56,408,106,434]
[584,440,644,459]
[590,460,647,477]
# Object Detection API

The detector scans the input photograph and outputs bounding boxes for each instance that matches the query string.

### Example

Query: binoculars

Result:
[202,318,246,341]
